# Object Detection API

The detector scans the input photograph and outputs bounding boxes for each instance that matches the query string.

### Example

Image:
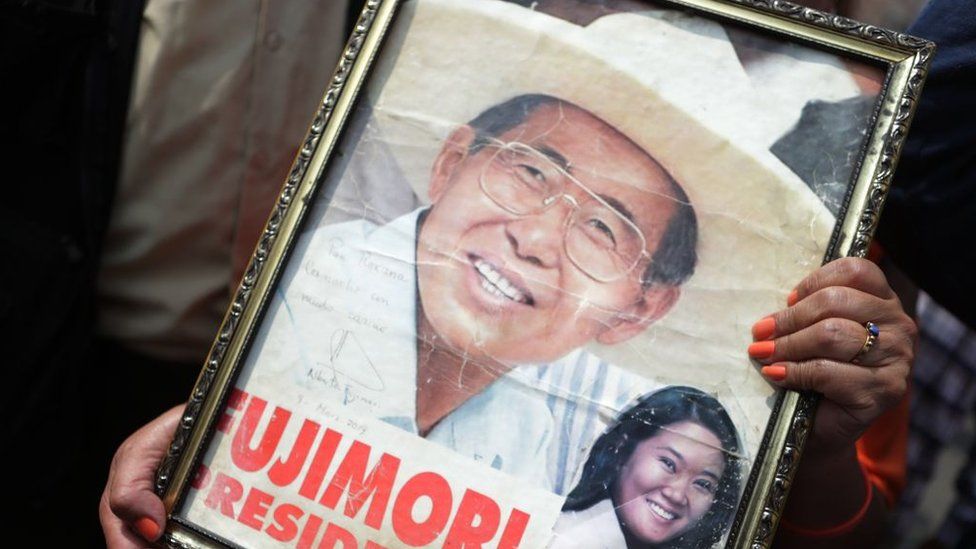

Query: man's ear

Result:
[429,125,477,203]
[596,285,680,346]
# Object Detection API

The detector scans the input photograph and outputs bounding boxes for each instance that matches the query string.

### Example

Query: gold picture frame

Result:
[153,1,933,547]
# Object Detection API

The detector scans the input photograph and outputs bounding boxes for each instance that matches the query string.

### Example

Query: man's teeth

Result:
[474,259,528,304]
[649,501,676,521]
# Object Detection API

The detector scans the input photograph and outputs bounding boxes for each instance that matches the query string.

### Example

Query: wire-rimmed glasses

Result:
[477,138,651,283]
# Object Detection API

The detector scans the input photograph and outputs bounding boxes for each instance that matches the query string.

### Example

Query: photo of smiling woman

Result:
[551,387,742,549]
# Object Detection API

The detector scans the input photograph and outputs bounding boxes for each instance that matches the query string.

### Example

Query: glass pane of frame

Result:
[154,1,932,547]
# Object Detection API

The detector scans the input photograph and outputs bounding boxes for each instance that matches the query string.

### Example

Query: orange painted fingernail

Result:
[752,316,776,341]
[134,517,160,541]
[761,364,788,381]
[748,340,776,359]
[787,289,799,307]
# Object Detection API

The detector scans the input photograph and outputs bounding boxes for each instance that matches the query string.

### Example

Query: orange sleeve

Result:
[855,384,909,507]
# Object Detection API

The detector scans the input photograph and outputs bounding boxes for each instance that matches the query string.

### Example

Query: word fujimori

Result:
[191,389,532,548]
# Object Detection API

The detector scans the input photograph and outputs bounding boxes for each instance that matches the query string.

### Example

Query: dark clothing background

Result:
[2,0,146,544]
[1,1,364,545]
[876,0,976,330]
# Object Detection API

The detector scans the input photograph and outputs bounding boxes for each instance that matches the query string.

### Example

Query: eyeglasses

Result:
[478,138,651,283]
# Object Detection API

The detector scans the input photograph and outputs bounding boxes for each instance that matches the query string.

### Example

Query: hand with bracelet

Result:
[750,257,917,547]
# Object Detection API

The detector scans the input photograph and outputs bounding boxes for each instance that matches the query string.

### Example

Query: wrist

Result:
[780,457,873,537]
[780,440,876,534]
[801,428,861,464]
[794,438,858,480]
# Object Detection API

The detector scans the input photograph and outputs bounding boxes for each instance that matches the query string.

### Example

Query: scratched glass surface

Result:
[174,1,886,547]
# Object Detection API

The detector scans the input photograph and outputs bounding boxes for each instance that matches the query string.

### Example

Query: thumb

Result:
[103,405,185,543]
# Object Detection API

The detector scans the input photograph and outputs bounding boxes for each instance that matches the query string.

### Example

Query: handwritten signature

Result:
[306,329,386,392]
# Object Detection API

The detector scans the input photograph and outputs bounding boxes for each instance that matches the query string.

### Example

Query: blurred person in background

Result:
[3,0,361,545]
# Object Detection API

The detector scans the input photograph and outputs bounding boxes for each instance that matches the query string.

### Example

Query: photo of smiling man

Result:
[237,0,836,487]
[246,89,698,492]
[182,0,842,545]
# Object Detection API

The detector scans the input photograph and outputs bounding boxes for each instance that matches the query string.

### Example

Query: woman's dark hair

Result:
[563,386,742,549]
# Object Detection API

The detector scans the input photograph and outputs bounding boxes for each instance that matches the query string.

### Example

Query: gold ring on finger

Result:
[852,321,880,364]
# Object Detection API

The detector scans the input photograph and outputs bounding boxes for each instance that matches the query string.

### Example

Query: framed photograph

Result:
[153,1,932,547]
